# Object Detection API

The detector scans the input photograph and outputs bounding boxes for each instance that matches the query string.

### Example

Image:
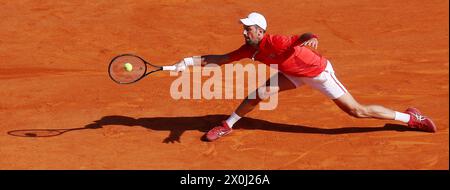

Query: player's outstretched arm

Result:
[200,54,231,66]
[171,54,231,72]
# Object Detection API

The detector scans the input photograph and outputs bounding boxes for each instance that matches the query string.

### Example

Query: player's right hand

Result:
[172,60,187,72]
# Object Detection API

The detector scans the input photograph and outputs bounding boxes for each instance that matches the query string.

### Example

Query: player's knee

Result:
[347,105,368,118]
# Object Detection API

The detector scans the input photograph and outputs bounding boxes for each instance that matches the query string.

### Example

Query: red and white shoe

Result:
[405,107,437,132]
[206,121,232,141]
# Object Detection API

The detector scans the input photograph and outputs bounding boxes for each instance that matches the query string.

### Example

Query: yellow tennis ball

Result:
[124,63,133,72]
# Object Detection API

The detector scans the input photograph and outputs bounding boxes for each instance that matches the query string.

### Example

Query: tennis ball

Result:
[124,63,133,72]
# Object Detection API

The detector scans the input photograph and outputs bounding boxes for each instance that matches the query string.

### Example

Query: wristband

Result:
[183,57,195,66]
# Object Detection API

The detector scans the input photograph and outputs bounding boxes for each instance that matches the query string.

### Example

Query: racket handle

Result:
[162,66,177,71]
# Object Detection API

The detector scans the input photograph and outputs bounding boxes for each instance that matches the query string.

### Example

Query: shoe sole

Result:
[424,118,437,132]
[206,130,232,141]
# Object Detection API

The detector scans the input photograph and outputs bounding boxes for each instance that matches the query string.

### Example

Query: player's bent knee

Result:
[342,104,368,118]
[350,106,369,118]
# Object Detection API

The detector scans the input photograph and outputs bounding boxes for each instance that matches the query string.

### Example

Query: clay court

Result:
[0,0,448,169]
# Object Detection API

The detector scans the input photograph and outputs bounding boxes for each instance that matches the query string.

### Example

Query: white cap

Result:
[240,12,267,31]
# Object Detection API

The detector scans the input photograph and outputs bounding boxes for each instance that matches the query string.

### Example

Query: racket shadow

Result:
[7,124,102,138]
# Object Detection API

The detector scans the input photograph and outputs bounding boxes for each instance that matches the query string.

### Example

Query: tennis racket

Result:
[108,54,176,84]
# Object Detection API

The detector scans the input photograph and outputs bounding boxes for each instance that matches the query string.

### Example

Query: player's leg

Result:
[333,90,436,132]
[309,61,437,132]
[333,92,395,120]
[205,72,299,141]
[333,91,436,132]
[234,72,297,117]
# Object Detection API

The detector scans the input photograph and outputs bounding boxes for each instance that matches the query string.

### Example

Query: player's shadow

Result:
[81,114,419,143]
[8,114,420,143]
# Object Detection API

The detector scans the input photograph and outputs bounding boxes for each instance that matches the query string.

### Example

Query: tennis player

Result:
[172,12,437,141]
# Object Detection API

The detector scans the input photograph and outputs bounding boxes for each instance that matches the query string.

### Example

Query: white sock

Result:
[225,112,242,128]
[394,111,410,123]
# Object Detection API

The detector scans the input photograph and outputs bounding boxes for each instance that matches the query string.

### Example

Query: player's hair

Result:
[254,25,266,33]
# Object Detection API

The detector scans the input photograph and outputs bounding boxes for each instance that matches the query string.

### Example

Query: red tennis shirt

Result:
[228,34,328,77]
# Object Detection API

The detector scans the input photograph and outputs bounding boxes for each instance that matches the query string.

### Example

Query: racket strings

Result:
[109,55,147,84]
[7,129,66,137]
[7,127,91,137]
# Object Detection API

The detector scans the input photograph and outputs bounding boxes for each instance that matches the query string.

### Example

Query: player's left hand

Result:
[301,38,319,49]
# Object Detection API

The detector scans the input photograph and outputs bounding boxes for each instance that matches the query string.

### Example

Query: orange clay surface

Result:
[0,0,448,169]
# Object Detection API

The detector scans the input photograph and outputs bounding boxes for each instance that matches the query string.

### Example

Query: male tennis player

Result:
[172,12,437,141]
